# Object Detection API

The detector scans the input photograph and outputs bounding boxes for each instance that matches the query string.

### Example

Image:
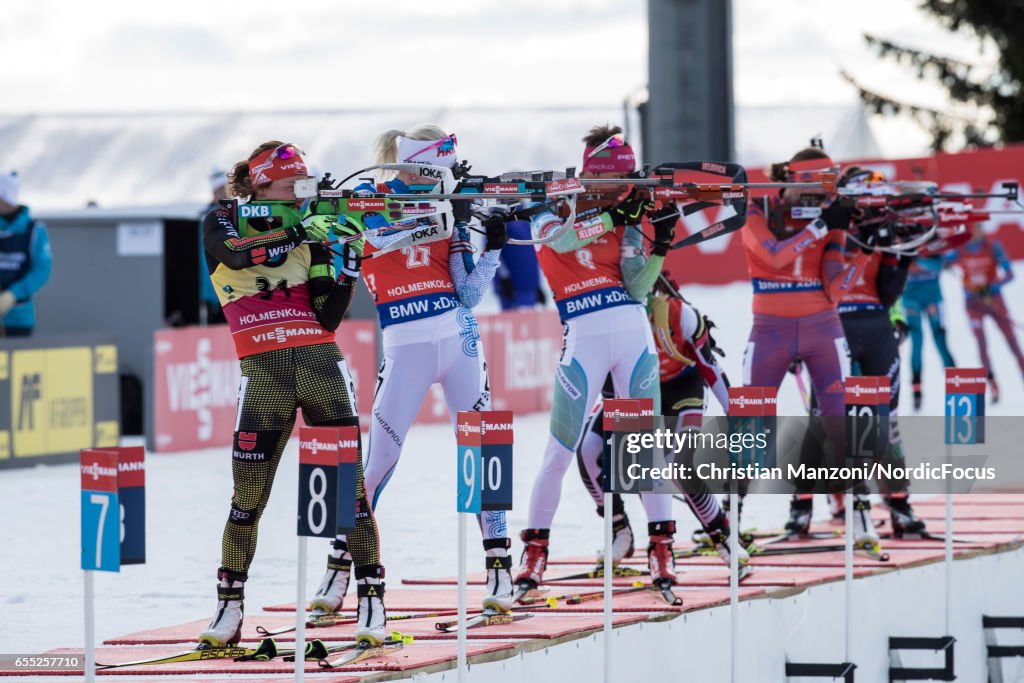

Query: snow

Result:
[0,268,1021,653]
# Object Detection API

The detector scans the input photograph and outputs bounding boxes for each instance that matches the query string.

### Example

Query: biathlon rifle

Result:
[579,161,837,250]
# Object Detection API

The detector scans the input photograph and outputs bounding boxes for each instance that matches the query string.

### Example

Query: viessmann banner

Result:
[666,145,1024,285]
[153,310,563,453]
[0,335,120,469]
[152,321,377,453]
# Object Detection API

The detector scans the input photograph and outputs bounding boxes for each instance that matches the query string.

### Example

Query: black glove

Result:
[483,215,508,251]
[857,226,877,254]
[536,287,547,305]
[820,198,855,230]
[893,319,909,345]
[608,188,653,226]
[648,205,679,256]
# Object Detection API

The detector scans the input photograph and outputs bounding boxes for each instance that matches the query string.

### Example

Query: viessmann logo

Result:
[301,439,338,454]
[457,422,481,436]
[846,384,878,398]
[251,326,323,345]
[484,184,519,194]
[81,463,117,481]
[339,439,359,450]
[347,199,386,212]
[947,374,985,390]
[729,395,763,409]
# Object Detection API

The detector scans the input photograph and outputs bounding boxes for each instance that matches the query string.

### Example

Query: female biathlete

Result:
[740,147,877,544]
[833,169,925,536]
[308,125,516,615]
[574,279,748,569]
[949,223,1024,401]
[517,125,679,591]
[199,141,387,647]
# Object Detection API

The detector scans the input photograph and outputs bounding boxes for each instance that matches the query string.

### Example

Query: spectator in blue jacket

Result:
[0,171,52,337]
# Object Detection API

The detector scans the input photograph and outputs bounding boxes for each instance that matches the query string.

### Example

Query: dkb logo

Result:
[18,373,41,430]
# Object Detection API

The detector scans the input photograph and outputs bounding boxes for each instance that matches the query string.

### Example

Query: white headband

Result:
[396,135,458,169]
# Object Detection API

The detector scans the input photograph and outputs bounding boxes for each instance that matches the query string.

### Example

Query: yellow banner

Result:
[12,347,94,458]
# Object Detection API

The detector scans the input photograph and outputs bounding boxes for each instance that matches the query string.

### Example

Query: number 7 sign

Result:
[80,450,120,572]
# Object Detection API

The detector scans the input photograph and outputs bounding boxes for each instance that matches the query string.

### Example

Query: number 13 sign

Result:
[945,368,986,445]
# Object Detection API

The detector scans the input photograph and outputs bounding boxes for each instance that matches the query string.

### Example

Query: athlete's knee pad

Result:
[232,430,279,464]
[229,503,258,526]
[550,358,590,449]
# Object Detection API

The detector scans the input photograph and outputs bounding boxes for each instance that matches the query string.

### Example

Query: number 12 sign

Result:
[945,368,986,445]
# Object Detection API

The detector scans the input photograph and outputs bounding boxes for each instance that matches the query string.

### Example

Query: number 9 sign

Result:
[456,412,482,514]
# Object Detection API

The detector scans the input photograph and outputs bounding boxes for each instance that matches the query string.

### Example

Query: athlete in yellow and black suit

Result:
[197,141,386,648]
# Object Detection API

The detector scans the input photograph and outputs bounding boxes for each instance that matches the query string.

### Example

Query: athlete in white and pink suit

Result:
[516,125,680,590]
[309,125,516,616]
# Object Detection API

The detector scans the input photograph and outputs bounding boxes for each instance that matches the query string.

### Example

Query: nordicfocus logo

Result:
[484,184,519,194]
[301,439,338,454]
[457,422,481,435]
[81,463,117,481]
[251,326,322,345]
[347,199,386,212]
[702,162,728,174]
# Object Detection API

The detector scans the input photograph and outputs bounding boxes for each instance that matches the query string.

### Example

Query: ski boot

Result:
[785,496,814,537]
[646,521,678,584]
[482,538,514,613]
[828,493,846,523]
[886,495,927,538]
[703,513,750,573]
[912,372,922,412]
[610,513,636,564]
[308,539,351,615]
[852,496,881,548]
[197,569,246,649]
[514,528,550,597]
[353,564,387,646]
[989,372,1000,404]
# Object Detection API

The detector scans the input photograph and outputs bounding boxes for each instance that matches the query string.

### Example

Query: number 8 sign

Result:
[298,427,342,538]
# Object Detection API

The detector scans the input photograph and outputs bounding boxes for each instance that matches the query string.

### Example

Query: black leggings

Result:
[220,343,379,578]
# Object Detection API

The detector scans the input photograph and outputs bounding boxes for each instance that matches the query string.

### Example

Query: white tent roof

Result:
[2,104,881,211]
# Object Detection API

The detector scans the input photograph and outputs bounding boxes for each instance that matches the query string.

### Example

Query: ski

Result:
[749,543,847,557]
[97,645,255,669]
[518,583,648,606]
[546,565,647,582]
[235,638,350,662]
[652,579,683,606]
[856,542,890,562]
[318,639,405,668]
[881,531,984,544]
[512,580,548,603]
[256,611,353,636]
[435,610,535,632]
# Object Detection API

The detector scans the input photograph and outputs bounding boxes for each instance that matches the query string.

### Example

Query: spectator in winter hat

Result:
[0,171,53,337]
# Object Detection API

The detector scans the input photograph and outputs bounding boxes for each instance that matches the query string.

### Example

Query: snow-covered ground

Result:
[1,269,1022,653]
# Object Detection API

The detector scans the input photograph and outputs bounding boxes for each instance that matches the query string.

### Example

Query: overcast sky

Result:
[0,0,994,154]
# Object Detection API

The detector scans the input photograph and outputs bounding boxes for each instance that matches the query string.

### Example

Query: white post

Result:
[844,493,853,662]
[458,512,467,683]
[945,443,954,634]
[84,570,95,683]
[729,491,739,683]
[604,490,613,683]
[295,536,307,683]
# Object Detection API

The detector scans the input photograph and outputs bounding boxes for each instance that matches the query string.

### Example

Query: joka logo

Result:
[18,373,41,430]
[237,432,258,451]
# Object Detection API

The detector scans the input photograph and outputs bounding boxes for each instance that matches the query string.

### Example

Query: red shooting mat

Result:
[105,612,648,646]
[23,641,515,677]
[261,586,764,616]
[402,566,874,588]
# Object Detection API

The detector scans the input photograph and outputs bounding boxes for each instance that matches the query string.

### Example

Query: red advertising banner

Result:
[664,145,1024,285]
[153,320,376,452]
